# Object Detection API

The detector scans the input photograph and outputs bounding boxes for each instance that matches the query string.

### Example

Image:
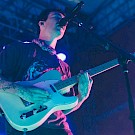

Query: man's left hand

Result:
[78,71,93,101]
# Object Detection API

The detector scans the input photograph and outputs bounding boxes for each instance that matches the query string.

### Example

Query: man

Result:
[0,9,93,135]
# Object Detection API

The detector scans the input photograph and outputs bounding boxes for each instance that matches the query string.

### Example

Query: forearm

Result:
[0,77,24,96]
[0,77,50,103]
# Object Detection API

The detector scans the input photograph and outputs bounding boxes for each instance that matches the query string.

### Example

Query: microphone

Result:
[58,1,84,27]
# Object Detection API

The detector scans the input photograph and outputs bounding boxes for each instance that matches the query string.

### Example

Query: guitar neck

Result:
[87,58,119,77]
[54,58,119,90]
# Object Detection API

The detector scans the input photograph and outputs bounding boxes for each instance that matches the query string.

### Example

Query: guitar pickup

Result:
[20,105,47,119]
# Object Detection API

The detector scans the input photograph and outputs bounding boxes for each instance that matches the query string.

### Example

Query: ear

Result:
[38,21,44,26]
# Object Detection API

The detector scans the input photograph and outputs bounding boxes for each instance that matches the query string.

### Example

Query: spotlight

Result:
[57,53,66,61]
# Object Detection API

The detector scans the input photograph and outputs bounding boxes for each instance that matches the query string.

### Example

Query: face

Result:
[41,11,67,40]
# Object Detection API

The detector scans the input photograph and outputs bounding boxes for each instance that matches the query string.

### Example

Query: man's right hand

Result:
[17,86,51,104]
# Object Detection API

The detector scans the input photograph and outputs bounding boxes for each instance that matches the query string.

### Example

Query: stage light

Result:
[57,53,66,61]
[2,46,6,50]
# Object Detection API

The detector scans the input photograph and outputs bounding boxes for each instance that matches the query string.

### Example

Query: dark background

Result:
[1,0,135,135]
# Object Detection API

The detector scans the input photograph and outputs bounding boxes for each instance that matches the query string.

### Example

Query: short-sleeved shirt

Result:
[0,41,74,129]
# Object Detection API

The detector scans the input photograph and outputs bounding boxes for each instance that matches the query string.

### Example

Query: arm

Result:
[0,44,51,104]
[63,72,93,115]
[0,75,51,104]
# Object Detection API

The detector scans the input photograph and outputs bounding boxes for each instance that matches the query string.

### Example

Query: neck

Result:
[39,34,57,49]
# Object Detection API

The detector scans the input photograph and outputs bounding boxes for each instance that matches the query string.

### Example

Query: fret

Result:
[87,59,119,77]
[54,76,78,90]
[54,58,120,90]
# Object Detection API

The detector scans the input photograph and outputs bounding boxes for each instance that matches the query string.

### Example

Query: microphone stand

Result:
[73,21,135,134]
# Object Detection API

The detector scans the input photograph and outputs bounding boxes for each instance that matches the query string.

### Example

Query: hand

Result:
[17,86,51,104]
[78,71,93,101]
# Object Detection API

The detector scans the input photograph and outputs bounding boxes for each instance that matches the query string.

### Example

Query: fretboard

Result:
[54,58,119,90]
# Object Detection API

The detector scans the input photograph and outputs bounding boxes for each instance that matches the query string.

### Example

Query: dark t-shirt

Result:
[0,41,74,130]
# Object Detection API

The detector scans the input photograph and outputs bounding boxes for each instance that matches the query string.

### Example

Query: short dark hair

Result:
[37,8,66,22]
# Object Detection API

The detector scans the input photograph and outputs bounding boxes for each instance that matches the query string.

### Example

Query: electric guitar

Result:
[0,58,120,132]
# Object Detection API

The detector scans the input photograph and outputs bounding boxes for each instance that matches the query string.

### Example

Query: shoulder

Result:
[3,41,38,52]
[12,41,37,49]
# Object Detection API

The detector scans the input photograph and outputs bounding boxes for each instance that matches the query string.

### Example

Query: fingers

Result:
[28,92,51,104]
[78,71,89,81]
[78,70,93,83]
[24,87,52,104]
[32,96,50,103]
[33,90,51,102]
[32,92,51,99]
[77,72,93,89]
[32,88,51,98]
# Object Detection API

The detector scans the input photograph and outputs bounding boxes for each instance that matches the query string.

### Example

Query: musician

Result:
[0,9,93,135]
